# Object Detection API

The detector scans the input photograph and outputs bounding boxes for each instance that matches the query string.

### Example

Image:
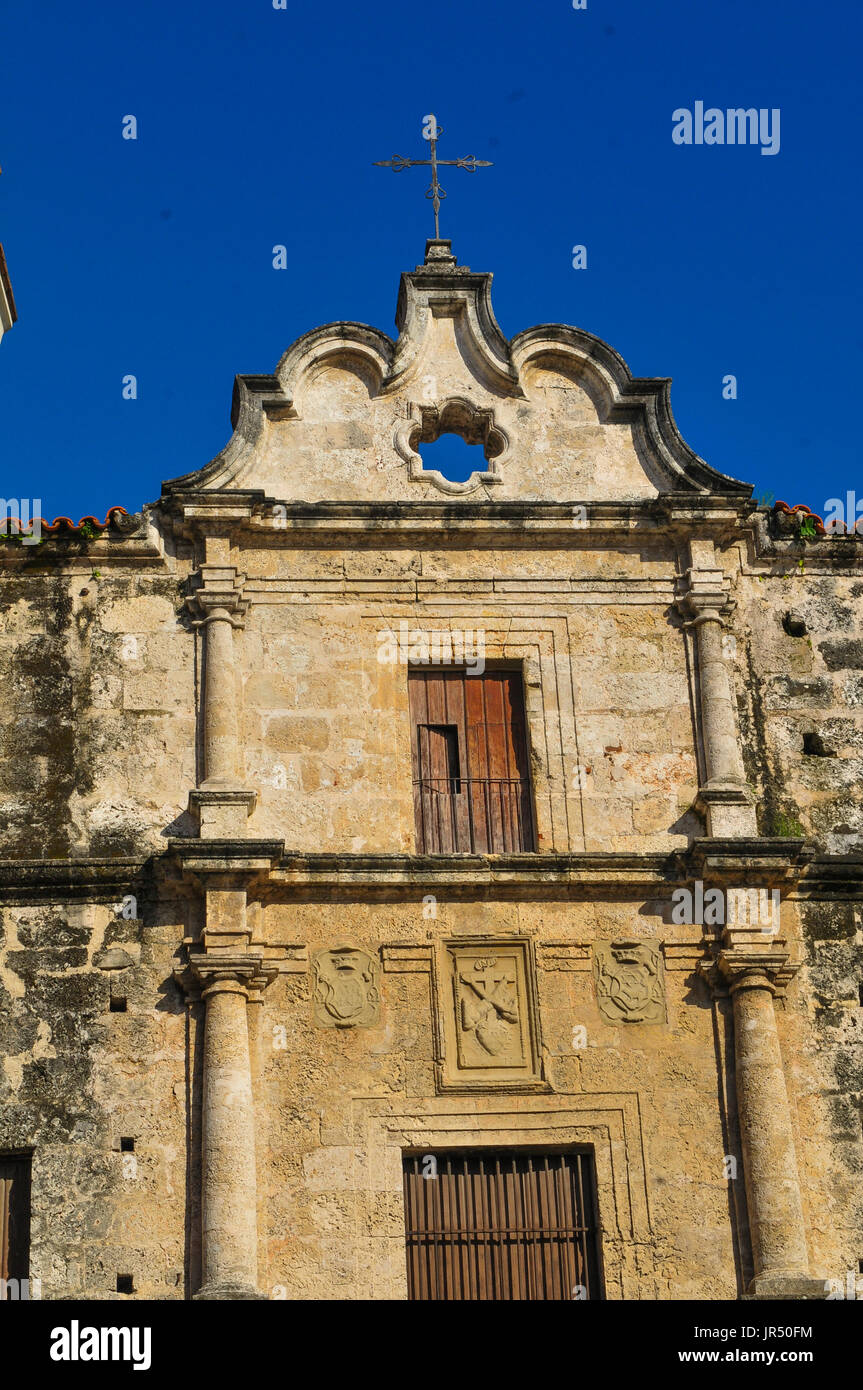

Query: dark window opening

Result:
[403,1149,603,1301]
[116,1273,134,1294]
[0,1155,32,1293]
[410,669,535,853]
[110,996,127,1013]
[120,1138,135,1153]
[417,724,461,794]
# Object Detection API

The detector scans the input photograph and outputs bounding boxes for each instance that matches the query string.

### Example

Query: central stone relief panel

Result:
[437,938,546,1091]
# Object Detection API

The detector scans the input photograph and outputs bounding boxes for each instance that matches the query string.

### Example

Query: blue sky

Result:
[1,0,859,517]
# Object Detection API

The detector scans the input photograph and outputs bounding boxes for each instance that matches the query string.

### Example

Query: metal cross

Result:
[374,115,492,240]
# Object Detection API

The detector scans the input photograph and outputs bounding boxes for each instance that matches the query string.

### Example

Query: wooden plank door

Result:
[409,670,534,853]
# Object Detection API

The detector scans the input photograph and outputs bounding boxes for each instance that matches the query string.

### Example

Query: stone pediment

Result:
[162,240,750,505]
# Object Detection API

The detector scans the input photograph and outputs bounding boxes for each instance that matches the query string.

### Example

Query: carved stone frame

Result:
[394,397,509,495]
[331,1092,655,1299]
[434,936,548,1093]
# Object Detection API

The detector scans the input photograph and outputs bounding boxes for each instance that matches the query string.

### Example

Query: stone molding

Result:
[181,949,277,998]
[394,397,508,494]
[331,1092,654,1299]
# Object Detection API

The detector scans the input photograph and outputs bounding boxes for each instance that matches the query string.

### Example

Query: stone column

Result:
[189,953,270,1300]
[676,546,757,837]
[717,941,825,1298]
[201,605,242,785]
[187,568,256,838]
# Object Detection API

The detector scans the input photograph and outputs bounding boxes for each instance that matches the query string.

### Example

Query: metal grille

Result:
[413,776,535,854]
[403,1150,602,1300]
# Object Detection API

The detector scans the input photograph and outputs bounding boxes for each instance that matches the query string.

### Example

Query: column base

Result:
[742,1274,830,1300]
[696,783,757,837]
[193,1282,267,1301]
[189,785,257,838]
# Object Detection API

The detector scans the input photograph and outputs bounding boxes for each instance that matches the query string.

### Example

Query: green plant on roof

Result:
[798,514,816,540]
[78,520,97,543]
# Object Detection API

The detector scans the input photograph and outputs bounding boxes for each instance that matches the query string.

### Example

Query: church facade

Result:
[1,239,861,1300]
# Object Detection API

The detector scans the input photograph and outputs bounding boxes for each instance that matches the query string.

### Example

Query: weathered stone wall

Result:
[0,569,195,860]
[733,565,863,850]
[239,540,697,854]
[2,523,862,1301]
[0,894,192,1299]
[256,898,737,1300]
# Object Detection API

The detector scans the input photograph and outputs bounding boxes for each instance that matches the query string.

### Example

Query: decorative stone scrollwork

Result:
[437,939,544,1090]
[455,953,521,1065]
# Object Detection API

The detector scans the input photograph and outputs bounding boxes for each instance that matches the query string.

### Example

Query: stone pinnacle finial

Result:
[423,239,458,268]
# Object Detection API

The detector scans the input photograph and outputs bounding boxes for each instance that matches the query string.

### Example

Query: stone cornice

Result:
[1,847,861,903]
[156,494,756,546]
[0,856,152,901]
[268,850,672,897]
[168,839,284,889]
[676,837,816,885]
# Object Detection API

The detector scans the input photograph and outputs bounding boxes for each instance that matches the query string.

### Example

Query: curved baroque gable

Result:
[162,240,751,503]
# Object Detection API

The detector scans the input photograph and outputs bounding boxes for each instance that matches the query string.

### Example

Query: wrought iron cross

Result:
[374,115,492,240]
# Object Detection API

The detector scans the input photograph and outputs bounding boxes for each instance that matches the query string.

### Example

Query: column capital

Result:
[174,950,278,1000]
[674,567,734,627]
[186,566,249,628]
[716,943,800,996]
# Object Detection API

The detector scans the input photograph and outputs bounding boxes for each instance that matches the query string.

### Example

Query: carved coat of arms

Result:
[594,940,666,1024]
[450,950,527,1069]
[458,958,519,1058]
[312,945,380,1028]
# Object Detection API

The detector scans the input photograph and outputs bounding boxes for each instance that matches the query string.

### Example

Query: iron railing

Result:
[412,776,535,854]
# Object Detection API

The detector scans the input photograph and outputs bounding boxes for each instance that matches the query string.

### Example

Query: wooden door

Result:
[409,670,534,853]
